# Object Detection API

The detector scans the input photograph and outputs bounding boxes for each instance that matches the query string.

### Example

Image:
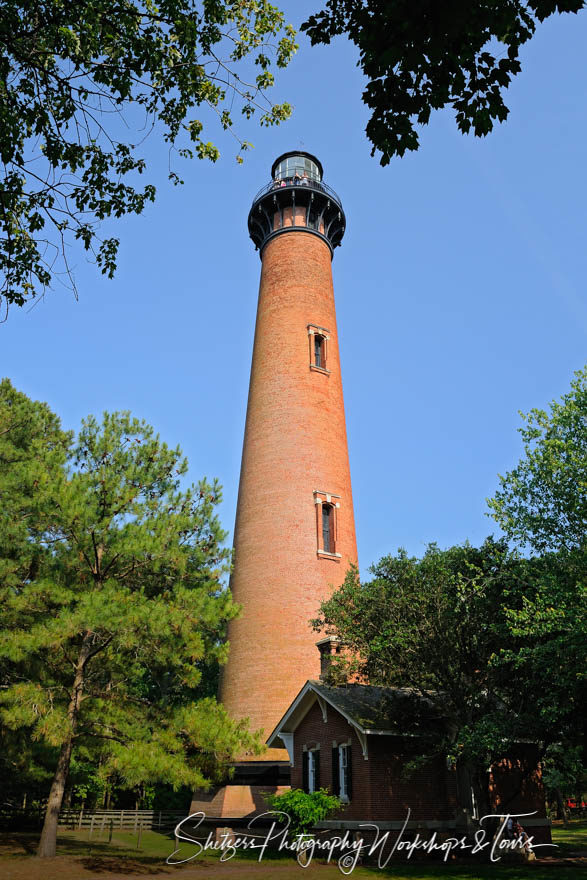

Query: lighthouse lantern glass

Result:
[273,155,321,182]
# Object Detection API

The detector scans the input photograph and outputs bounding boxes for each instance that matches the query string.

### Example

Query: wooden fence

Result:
[58,809,186,833]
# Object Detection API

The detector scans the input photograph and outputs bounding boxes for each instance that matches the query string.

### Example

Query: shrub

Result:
[265,788,342,838]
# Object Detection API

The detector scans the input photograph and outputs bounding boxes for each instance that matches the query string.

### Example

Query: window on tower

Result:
[314,490,341,558]
[308,324,329,372]
[314,334,324,368]
[322,503,333,553]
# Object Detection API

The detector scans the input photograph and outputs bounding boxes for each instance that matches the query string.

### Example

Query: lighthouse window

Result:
[314,334,324,368]
[308,324,329,372]
[314,490,341,558]
[322,504,334,553]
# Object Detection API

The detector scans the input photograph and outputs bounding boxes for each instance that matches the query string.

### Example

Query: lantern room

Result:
[248,151,345,256]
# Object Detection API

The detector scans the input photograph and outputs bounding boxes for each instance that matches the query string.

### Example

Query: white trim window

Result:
[332,743,352,802]
[303,747,321,793]
[339,745,349,800]
[308,749,317,793]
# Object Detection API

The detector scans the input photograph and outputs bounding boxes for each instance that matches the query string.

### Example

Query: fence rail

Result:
[58,809,186,832]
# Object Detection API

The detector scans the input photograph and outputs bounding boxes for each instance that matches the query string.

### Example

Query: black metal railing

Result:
[251,177,342,208]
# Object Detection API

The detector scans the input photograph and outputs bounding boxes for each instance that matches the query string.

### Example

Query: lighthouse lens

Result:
[274,156,320,183]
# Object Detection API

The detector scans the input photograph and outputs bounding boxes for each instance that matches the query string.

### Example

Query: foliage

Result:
[0,0,296,312]
[0,381,260,856]
[488,366,587,553]
[313,539,586,815]
[498,548,585,739]
[265,788,342,838]
[301,1,584,164]
[542,742,584,795]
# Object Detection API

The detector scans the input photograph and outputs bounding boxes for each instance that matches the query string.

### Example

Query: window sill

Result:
[310,365,330,375]
[317,550,341,560]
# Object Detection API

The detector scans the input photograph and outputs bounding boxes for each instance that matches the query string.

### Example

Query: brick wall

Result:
[291,700,458,822]
[220,229,358,761]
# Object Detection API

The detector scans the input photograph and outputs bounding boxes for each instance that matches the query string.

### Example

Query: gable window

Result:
[331,744,352,802]
[307,324,330,372]
[302,748,320,793]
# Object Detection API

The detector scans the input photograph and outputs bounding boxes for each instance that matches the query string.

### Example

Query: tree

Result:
[0,380,73,825]
[0,383,259,858]
[0,1,296,312]
[486,364,587,815]
[301,1,584,165]
[488,366,587,554]
[312,539,585,821]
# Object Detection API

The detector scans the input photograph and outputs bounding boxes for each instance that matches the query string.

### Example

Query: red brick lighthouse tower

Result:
[193,152,357,817]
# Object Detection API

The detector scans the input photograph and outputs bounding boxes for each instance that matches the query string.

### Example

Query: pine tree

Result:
[0,383,258,857]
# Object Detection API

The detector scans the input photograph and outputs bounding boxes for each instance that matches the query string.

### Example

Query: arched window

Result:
[314,334,324,369]
[322,503,334,554]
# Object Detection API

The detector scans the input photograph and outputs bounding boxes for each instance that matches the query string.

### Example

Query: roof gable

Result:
[266,680,441,754]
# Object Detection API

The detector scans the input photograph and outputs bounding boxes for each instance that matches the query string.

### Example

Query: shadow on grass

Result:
[58,834,174,857]
[0,833,38,857]
[77,856,173,875]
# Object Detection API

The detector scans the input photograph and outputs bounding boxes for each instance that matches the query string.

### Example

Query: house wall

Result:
[291,700,458,822]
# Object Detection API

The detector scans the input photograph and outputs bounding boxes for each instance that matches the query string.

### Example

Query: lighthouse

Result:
[191,152,358,817]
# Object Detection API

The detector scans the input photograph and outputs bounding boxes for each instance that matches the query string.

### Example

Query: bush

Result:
[265,788,342,837]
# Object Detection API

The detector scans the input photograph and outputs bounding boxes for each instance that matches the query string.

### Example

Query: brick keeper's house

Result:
[266,641,551,846]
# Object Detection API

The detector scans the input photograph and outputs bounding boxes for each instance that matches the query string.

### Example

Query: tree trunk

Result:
[554,788,569,825]
[37,634,92,858]
[36,733,76,857]
[472,767,493,822]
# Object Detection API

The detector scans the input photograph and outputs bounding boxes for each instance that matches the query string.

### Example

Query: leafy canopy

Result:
[0,381,260,856]
[0,0,296,311]
[302,1,584,164]
[488,366,587,553]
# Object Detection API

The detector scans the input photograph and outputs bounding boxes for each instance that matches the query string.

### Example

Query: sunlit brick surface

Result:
[219,230,357,760]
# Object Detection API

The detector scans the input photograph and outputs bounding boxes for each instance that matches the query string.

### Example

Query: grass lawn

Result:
[552,820,587,856]
[0,821,585,880]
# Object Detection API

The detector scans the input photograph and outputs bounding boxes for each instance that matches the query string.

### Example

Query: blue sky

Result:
[2,3,586,578]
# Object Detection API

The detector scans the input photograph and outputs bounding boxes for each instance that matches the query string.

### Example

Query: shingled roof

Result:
[266,679,442,761]
[308,680,439,732]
